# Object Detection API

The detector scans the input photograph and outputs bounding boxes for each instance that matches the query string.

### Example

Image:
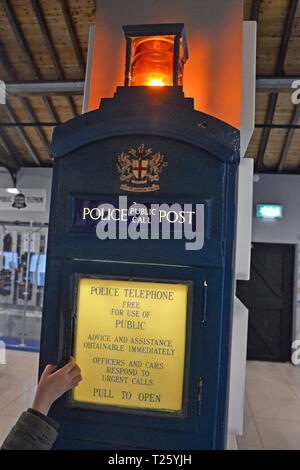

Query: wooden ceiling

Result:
[245,0,300,173]
[0,0,299,176]
[0,0,95,172]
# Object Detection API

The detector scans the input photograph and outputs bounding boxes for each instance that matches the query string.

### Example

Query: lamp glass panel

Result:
[129,36,183,87]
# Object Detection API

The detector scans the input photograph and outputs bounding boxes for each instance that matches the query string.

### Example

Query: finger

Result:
[42,364,57,377]
[71,376,82,387]
[62,356,76,374]
[72,374,82,383]
[68,365,81,378]
[66,377,82,392]
[72,373,82,382]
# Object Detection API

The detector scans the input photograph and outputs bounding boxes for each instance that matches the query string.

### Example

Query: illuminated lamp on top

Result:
[122,23,189,87]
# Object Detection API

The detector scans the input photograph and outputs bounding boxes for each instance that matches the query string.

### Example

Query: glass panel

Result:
[0,229,47,352]
[129,36,179,87]
[37,254,46,287]
[72,277,189,412]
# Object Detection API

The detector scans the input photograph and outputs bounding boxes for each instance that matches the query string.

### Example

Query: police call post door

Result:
[39,23,240,450]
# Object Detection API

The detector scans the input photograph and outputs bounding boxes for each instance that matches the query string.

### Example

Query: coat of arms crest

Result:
[117,144,168,192]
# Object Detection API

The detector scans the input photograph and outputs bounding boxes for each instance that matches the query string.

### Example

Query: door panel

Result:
[236,243,295,362]
[40,257,226,449]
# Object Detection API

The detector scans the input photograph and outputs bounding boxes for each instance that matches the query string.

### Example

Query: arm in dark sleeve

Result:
[1,408,59,450]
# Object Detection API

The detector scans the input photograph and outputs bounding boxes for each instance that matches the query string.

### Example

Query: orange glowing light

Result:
[129,37,177,87]
[147,78,165,87]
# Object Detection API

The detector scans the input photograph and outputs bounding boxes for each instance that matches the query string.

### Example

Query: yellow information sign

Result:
[72,277,189,412]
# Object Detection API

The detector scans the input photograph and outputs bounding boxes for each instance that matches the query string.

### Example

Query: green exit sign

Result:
[256,204,283,219]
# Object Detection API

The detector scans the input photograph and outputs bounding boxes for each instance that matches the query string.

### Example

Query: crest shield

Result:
[117,143,168,192]
[132,159,149,180]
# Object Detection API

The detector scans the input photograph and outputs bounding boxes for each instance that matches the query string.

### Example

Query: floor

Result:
[237,360,300,450]
[1,351,300,450]
[0,349,38,446]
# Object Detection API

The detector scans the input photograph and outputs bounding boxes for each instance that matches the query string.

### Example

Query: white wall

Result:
[227,297,248,436]
[252,174,300,245]
[252,173,300,345]
[0,168,52,224]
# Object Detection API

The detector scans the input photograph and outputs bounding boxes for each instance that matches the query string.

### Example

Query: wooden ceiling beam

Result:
[3,102,42,166]
[0,40,15,80]
[2,0,58,126]
[20,97,51,157]
[58,0,86,79]
[31,0,64,79]
[277,104,300,172]
[0,145,20,173]
[251,0,262,22]
[256,123,300,129]
[255,93,278,170]
[274,0,299,76]
[41,96,59,123]
[0,36,42,166]
[31,0,77,118]
[0,127,23,167]
[255,0,299,171]
[2,0,41,79]
[0,122,56,127]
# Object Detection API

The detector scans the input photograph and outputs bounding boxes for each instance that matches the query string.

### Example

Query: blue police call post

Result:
[39,22,240,450]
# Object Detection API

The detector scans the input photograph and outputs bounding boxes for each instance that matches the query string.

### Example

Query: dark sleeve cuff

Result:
[1,410,58,450]
[27,408,59,431]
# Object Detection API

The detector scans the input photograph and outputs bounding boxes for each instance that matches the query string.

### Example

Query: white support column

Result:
[227,21,257,449]
[240,21,257,158]
[235,157,254,281]
[82,26,95,114]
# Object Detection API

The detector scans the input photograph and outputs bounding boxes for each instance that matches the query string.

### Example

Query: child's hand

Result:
[32,357,82,416]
